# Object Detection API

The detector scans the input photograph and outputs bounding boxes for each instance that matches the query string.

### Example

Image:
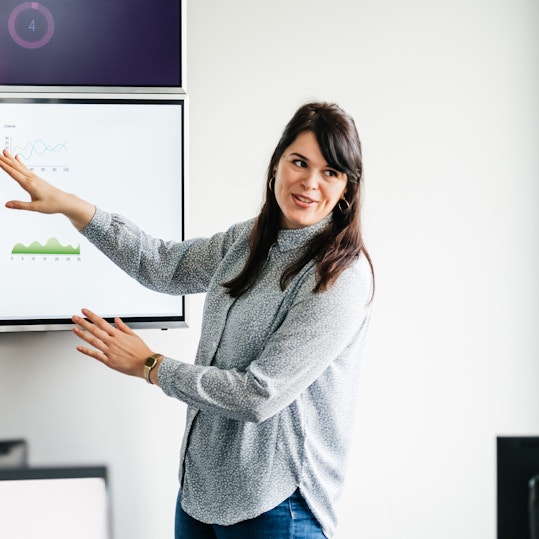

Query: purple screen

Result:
[0,0,181,88]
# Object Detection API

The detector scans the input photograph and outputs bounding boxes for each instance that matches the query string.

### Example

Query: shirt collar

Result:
[275,215,332,252]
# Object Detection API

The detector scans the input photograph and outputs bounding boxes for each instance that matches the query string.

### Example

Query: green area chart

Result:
[11,237,80,255]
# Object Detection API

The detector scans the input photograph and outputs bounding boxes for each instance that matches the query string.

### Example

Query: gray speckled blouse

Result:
[82,207,372,538]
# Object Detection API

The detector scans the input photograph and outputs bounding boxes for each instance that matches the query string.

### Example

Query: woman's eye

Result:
[293,159,307,168]
[324,169,338,177]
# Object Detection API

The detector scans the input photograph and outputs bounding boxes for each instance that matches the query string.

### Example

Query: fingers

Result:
[1,152,39,211]
[72,309,116,356]
[72,312,113,340]
[114,316,135,335]
[80,308,117,336]
[1,149,26,167]
[74,343,108,364]
[5,200,34,211]
[72,322,108,359]
[2,149,47,196]
[1,152,25,211]
[2,150,75,216]
[0,150,31,181]
[71,309,151,378]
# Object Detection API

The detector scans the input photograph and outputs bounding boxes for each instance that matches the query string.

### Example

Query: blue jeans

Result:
[175,489,327,539]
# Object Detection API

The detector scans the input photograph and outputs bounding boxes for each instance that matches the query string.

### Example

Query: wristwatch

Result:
[144,353,162,384]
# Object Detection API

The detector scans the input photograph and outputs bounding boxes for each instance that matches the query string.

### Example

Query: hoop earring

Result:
[337,197,351,212]
[268,176,275,192]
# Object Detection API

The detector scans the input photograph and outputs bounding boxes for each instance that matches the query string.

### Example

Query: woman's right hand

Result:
[0,149,96,230]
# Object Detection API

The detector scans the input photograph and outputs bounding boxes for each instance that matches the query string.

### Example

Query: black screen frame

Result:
[0,464,108,482]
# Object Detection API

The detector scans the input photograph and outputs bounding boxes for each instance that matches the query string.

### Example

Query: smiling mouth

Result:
[293,194,317,205]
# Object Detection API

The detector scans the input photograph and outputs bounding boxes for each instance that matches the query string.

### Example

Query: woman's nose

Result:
[300,170,318,189]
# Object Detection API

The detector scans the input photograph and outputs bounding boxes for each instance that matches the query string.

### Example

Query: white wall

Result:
[1,1,538,538]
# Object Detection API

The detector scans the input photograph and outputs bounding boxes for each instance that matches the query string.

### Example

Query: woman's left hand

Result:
[72,308,154,378]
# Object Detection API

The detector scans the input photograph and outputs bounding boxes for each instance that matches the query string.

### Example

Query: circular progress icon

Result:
[8,2,55,49]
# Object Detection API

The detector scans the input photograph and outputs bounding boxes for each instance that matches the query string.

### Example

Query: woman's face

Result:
[274,130,348,229]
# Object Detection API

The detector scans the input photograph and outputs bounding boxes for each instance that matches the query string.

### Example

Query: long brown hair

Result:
[224,102,374,298]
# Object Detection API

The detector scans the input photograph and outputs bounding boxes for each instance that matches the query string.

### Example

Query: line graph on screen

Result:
[3,134,70,172]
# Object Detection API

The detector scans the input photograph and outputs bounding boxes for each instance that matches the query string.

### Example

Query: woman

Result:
[0,102,373,539]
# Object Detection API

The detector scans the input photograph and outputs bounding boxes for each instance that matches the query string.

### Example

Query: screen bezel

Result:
[0,465,108,482]
[0,95,187,333]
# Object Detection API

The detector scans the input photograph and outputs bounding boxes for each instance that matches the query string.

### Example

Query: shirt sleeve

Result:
[80,207,248,295]
[158,256,372,422]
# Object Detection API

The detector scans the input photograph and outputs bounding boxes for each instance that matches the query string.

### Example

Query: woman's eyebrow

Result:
[289,152,309,161]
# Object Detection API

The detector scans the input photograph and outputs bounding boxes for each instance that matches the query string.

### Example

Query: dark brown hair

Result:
[224,102,374,297]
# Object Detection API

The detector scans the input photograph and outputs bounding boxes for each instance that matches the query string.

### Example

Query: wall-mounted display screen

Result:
[0,97,185,332]
[0,1,182,91]
[497,436,539,539]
